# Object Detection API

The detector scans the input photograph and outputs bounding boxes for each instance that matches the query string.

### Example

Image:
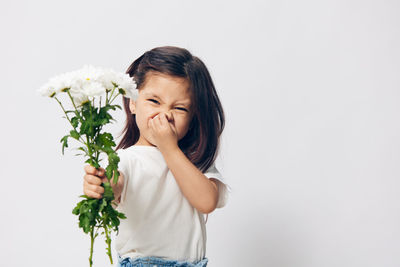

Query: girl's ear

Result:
[129,99,136,114]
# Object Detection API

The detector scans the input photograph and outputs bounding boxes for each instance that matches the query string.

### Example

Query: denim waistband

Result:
[118,255,208,267]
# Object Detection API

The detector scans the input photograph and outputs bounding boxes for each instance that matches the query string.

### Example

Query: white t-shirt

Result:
[114,145,230,263]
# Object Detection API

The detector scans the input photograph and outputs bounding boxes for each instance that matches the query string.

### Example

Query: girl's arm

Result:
[159,145,219,214]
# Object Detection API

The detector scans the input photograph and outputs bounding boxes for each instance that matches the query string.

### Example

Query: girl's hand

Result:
[147,112,178,151]
[83,165,124,203]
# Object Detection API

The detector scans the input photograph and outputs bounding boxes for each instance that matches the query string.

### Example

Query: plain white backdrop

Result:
[1,0,399,266]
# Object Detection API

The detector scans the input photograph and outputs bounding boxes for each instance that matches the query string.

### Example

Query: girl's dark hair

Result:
[116,46,225,172]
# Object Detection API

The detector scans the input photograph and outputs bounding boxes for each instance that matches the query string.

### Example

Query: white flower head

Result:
[38,73,72,97]
[112,73,138,101]
[69,84,89,106]
[82,80,106,98]
[38,83,57,97]
[39,65,138,105]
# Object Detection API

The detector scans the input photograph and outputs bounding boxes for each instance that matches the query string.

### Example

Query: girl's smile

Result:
[129,71,193,147]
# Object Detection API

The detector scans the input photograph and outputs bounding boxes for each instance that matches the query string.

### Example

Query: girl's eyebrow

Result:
[144,92,161,99]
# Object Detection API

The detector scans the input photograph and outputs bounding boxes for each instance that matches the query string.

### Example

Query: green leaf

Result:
[117,212,127,219]
[105,165,113,181]
[80,120,90,136]
[84,158,100,169]
[79,214,91,233]
[105,105,116,111]
[76,147,88,156]
[71,116,79,128]
[112,170,120,185]
[70,130,80,140]
[102,146,114,154]
[96,133,116,148]
[96,106,113,126]
[102,182,114,201]
[108,152,120,165]
[72,201,83,215]
[99,198,107,213]
[88,198,99,210]
[111,216,120,228]
[79,202,90,215]
[60,135,69,155]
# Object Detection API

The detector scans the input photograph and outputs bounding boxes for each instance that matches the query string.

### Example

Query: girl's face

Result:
[129,72,193,147]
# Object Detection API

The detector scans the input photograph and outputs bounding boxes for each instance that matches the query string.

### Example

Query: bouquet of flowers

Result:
[39,65,138,266]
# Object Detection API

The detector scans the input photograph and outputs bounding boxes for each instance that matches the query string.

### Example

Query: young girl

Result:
[83,46,230,267]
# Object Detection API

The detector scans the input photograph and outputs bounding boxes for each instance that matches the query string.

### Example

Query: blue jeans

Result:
[117,255,208,267]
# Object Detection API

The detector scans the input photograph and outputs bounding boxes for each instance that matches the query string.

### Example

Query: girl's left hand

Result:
[147,113,178,151]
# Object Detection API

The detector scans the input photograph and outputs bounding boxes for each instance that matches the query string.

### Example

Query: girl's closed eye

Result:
[148,99,159,104]
[175,107,188,112]
[148,99,188,112]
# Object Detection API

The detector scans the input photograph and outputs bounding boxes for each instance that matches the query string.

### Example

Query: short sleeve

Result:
[203,163,231,209]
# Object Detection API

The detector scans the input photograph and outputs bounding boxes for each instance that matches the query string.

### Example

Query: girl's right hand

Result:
[83,165,124,203]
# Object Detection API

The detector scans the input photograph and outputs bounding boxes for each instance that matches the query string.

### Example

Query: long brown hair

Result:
[116,46,225,172]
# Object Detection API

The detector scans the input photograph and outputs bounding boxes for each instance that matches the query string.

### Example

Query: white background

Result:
[1,0,399,266]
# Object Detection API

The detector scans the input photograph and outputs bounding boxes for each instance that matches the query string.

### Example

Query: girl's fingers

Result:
[84,174,102,185]
[88,183,104,194]
[84,173,117,186]
[83,181,104,199]
[149,118,152,129]
[83,166,110,199]
[153,114,165,130]
[84,165,106,177]
[85,190,102,199]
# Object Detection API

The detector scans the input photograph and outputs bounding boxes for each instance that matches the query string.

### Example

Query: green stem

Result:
[66,90,80,114]
[109,91,120,104]
[89,228,94,267]
[104,224,113,264]
[54,96,86,145]
[62,92,95,162]
[66,90,85,125]
[108,86,116,103]
[86,136,95,167]
[86,101,98,167]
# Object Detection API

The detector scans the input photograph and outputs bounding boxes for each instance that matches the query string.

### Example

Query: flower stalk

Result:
[39,65,138,266]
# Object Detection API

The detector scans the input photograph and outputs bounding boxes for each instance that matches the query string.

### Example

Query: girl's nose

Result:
[164,111,174,122]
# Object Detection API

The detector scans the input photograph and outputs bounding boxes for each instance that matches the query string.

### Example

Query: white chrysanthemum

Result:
[78,65,103,81]
[98,69,117,91]
[82,81,105,98]
[39,65,138,103]
[38,83,57,97]
[39,73,72,97]
[114,73,138,101]
[69,84,89,106]
[123,86,139,101]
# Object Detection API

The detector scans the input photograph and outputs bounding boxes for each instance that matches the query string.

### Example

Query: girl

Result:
[83,46,230,267]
